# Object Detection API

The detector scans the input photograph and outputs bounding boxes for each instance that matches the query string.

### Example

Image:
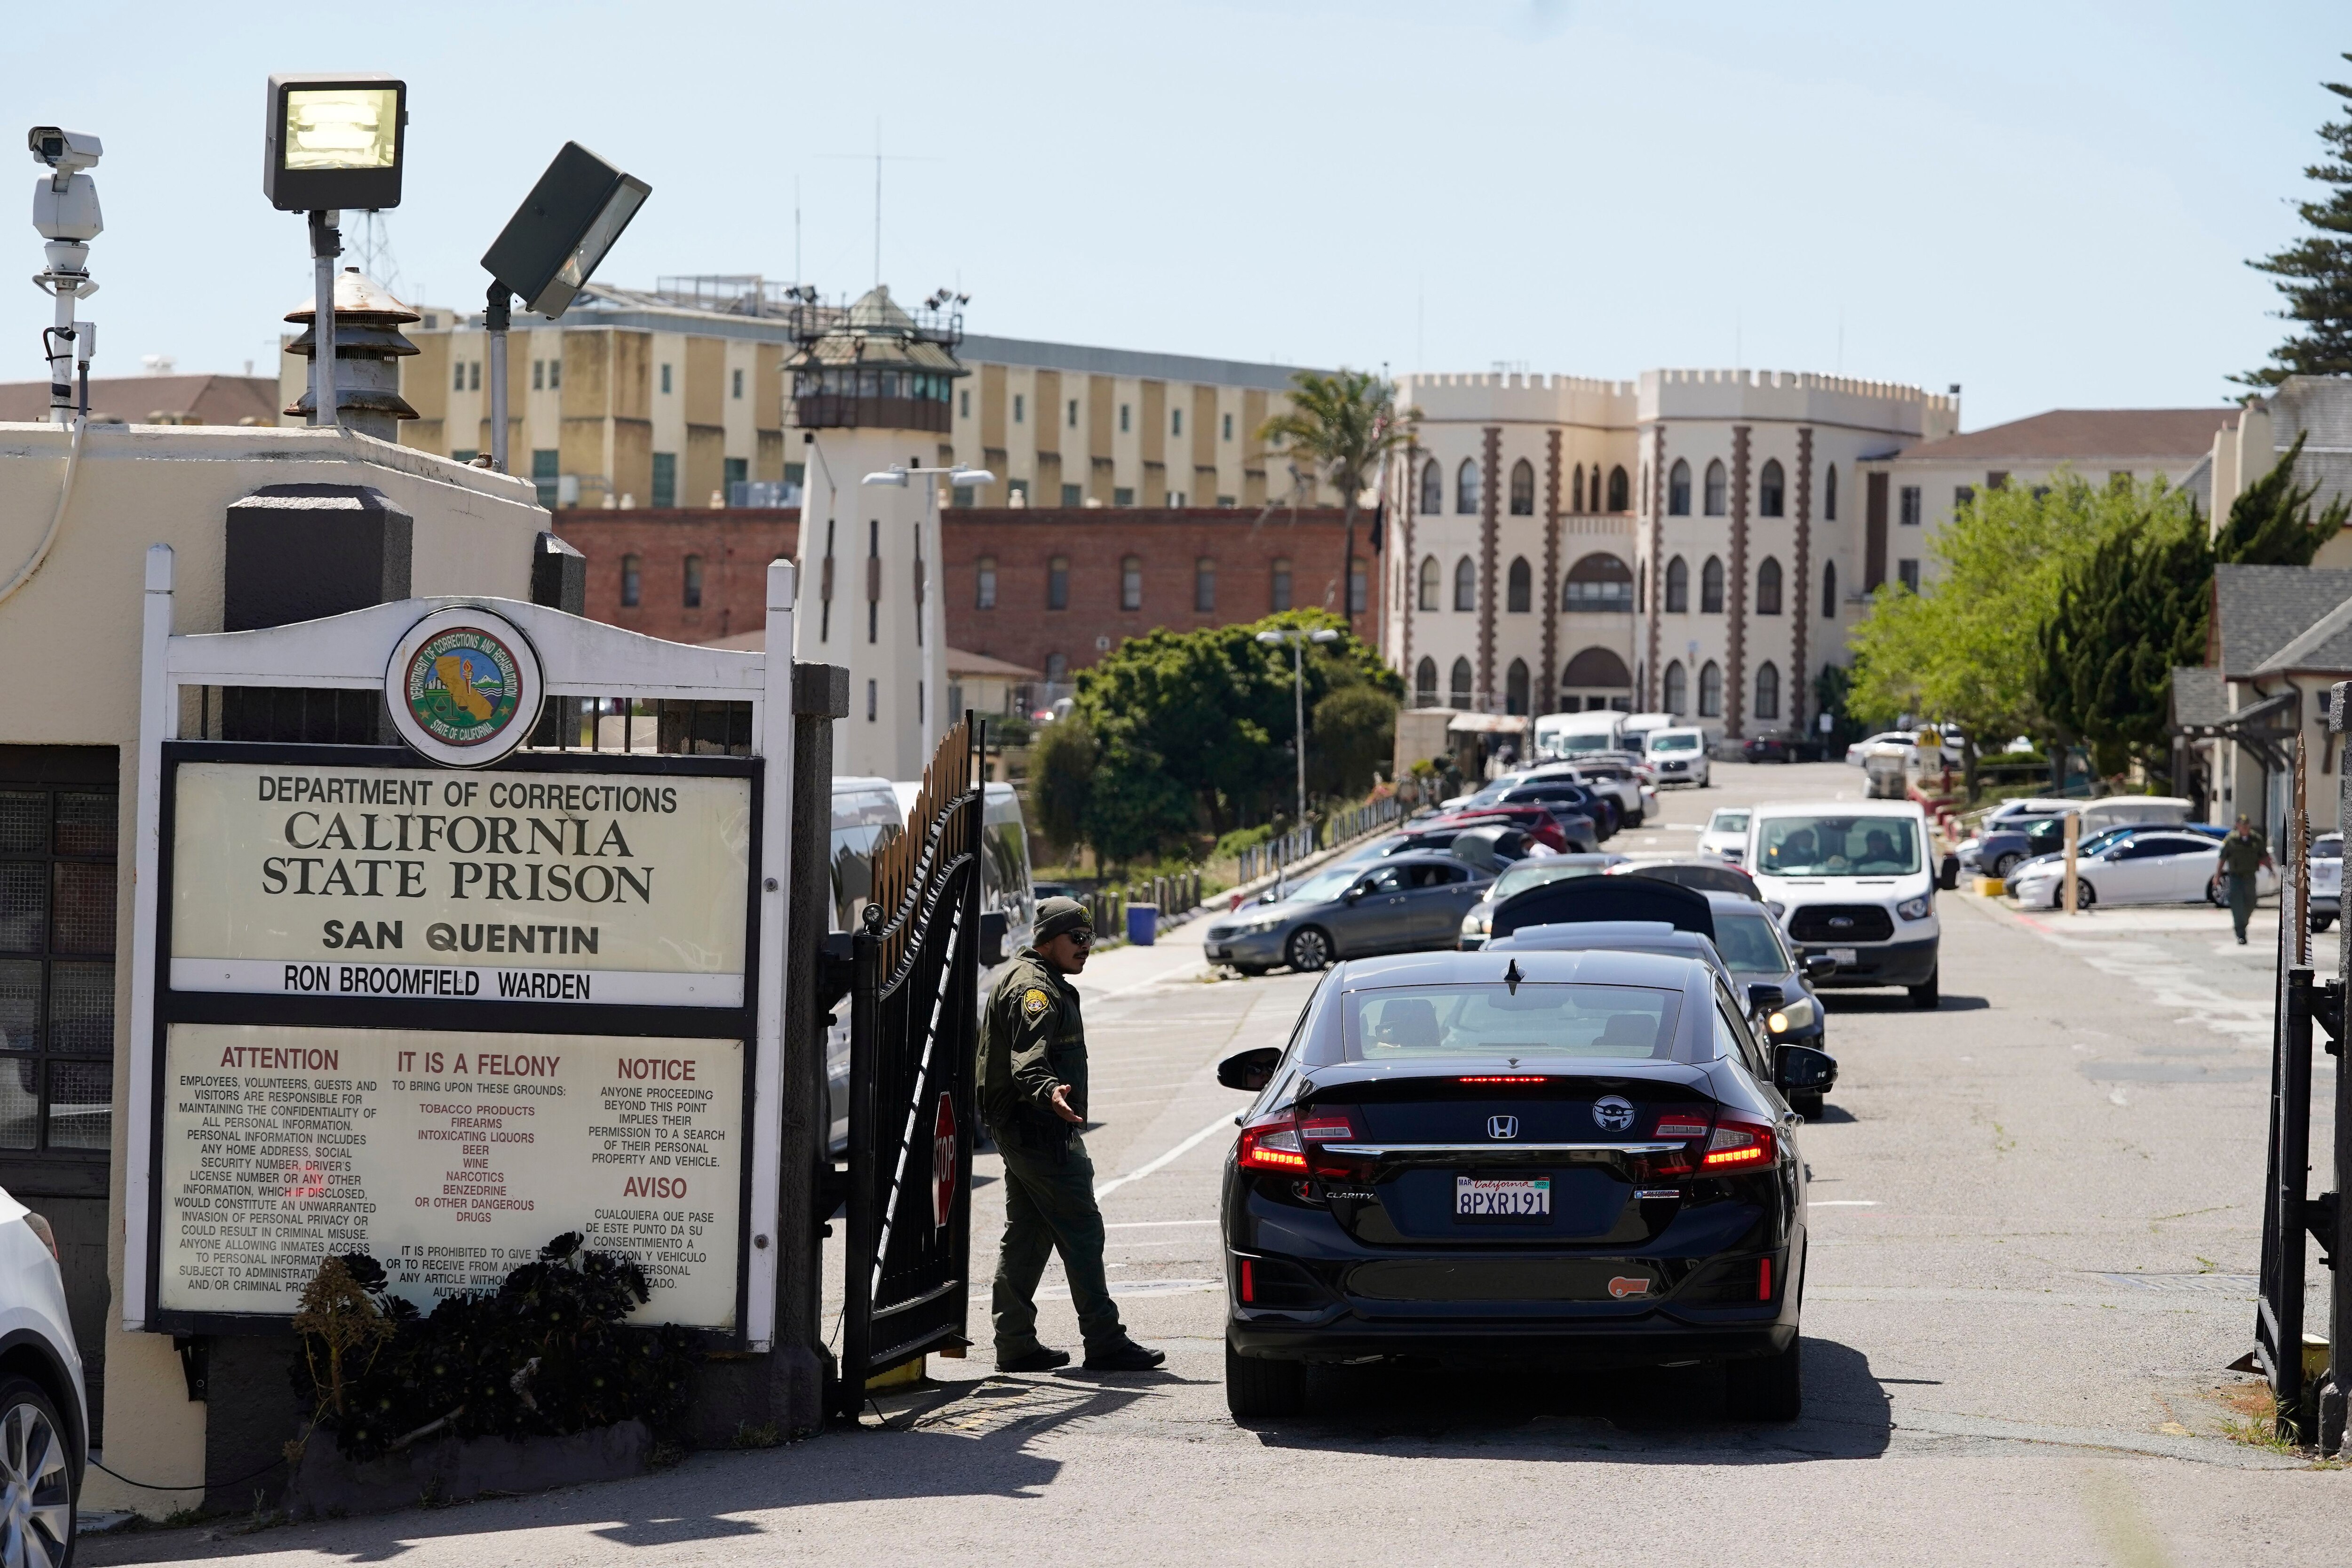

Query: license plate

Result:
[1456,1176,1550,1218]
[1828,947,1857,965]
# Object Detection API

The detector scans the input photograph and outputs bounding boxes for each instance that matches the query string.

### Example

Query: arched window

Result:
[620,553,642,608]
[1822,559,1838,617]
[1421,459,1443,515]
[1505,659,1531,715]
[1663,660,1687,714]
[1415,657,1438,706]
[1608,465,1629,512]
[1755,661,1781,721]
[1195,557,1216,613]
[1756,556,1783,616]
[1271,557,1293,612]
[1563,646,1632,692]
[1703,460,1727,517]
[1700,556,1724,614]
[1048,555,1070,610]
[976,555,997,609]
[1506,557,1532,613]
[1665,556,1690,613]
[1824,463,1839,521]
[1418,555,1440,611]
[1759,459,1785,518]
[1509,459,1535,516]
[1564,552,1633,613]
[1449,657,1474,708]
[1698,661,1723,717]
[1668,459,1692,516]
[1456,459,1481,514]
[1120,555,1143,611]
[683,554,704,608]
[1454,556,1476,612]
[1572,464,1586,511]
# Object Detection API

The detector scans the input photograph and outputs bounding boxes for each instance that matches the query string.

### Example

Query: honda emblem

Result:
[1486,1114,1519,1140]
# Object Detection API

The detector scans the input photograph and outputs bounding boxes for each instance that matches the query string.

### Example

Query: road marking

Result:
[1097,1113,1237,1197]
[1812,1200,1881,1206]
[1106,1219,1218,1229]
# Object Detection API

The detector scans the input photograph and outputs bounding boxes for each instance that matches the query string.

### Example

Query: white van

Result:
[1533,710,1627,760]
[1619,711,1680,754]
[1748,799,1942,1008]
[1645,725,1712,788]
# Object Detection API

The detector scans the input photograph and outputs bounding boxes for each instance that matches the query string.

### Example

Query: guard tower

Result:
[786,286,965,779]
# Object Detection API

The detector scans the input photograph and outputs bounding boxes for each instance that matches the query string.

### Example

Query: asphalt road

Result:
[91,761,2352,1567]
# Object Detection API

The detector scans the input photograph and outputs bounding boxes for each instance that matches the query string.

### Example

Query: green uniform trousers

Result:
[990,1127,1126,1358]
[2229,873,2258,941]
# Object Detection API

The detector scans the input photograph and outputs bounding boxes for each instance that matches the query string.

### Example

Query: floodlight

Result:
[481,141,650,318]
[863,468,910,487]
[1255,631,1282,645]
[949,467,995,487]
[263,75,405,212]
[1310,629,1341,644]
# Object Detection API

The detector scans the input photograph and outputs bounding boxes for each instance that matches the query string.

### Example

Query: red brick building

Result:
[553,505,1373,684]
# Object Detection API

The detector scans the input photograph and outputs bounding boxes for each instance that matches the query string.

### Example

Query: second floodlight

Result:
[481,142,650,319]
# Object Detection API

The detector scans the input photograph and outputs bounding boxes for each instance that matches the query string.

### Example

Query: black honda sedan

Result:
[1216,947,1827,1422]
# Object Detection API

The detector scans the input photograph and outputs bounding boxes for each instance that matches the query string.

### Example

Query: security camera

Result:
[27,127,101,178]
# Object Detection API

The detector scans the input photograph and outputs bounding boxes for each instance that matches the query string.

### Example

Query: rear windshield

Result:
[1756,814,1921,876]
[1489,860,1612,902]
[1341,984,1688,1064]
[2315,837,2344,861]
[1707,810,1750,833]
[1651,733,1700,752]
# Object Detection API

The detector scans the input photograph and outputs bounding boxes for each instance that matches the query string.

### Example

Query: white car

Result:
[2012,830,2263,911]
[1645,727,1711,788]
[2314,833,2343,933]
[0,1188,85,1567]
[1844,730,1964,767]
[1699,808,1751,862]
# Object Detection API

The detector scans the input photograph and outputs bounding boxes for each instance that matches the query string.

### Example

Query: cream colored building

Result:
[286,277,1335,514]
[1386,368,1956,739]
[0,420,545,1517]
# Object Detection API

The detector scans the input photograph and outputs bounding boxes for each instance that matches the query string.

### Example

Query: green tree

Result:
[1029,713,1096,860]
[1307,682,1399,799]
[1847,475,2122,764]
[2215,431,2349,565]
[1258,370,1418,630]
[2240,55,2352,388]
[2036,489,2209,778]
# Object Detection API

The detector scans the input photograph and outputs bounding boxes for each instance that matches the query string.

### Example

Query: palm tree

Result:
[1258,370,1419,631]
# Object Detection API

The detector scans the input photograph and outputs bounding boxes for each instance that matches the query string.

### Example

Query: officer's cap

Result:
[1035,896,1093,943]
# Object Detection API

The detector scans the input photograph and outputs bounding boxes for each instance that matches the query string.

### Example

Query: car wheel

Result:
[2314,915,2337,935]
[1226,1338,1305,1420]
[1789,1091,1825,1119]
[1725,1336,1802,1421]
[1286,927,1334,972]
[1991,852,2019,878]
[2207,875,2226,907]
[0,1377,74,1567]
[1909,966,1940,1010]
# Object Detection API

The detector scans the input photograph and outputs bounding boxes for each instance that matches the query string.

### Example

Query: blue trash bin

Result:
[1126,902,1158,947]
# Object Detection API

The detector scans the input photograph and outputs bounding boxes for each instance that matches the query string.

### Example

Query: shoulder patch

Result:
[1020,987,1053,1020]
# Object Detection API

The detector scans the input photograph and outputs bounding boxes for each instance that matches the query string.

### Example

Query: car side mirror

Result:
[1938,854,1961,891]
[1747,982,1786,1015]
[1772,1043,1837,1094]
[1217,1045,1282,1092]
[1804,954,1839,981]
[1343,886,1364,904]
[980,909,1009,967]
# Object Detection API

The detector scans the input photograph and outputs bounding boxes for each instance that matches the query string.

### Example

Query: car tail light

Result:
[1653,1116,1709,1141]
[1701,1112,1777,1170]
[1296,1111,1358,1142]
[1459,1075,1547,1084]
[1236,1108,1308,1172]
[20,1212,55,1263]
[1758,1256,1773,1300]
[1240,1258,1256,1303]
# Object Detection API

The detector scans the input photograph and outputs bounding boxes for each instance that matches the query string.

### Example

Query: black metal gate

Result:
[838,716,983,1416]
[2256,731,2317,1438]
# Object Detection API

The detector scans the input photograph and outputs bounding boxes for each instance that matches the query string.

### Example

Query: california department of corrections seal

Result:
[384,606,544,767]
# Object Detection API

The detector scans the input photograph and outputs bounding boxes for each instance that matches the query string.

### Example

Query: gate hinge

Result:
[2308,1191,2342,1259]
[816,932,856,1016]
[2320,980,2346,1053]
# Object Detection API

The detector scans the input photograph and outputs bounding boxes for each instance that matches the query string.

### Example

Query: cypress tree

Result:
[2240,55,2352,388]
[2214,431,2348,565]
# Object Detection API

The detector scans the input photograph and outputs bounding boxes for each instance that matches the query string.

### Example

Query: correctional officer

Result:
[977,896,1166,1373]
[2221,814,2267,946]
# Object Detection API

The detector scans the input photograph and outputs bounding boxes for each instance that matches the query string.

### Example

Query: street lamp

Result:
[1257,626,1341,849]
[862,465,994,656]
[264,75,407,430]
[479,142,651,474]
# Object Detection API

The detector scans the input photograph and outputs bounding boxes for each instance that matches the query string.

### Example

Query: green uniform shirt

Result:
[2221,831,2266,880]
[977,949,1088,1132]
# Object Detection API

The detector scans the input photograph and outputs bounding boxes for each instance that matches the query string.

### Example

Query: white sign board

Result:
[168,762,751,1007]
[156,1023,743,1327]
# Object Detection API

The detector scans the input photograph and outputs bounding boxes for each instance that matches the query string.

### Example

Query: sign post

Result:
[126,549,798,1352]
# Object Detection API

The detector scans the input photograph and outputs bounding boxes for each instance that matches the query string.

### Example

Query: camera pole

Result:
[485,283,511,473]
[308,209,340,428]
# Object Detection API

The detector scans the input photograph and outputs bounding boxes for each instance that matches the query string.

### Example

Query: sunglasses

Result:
[1063,930,1095,947]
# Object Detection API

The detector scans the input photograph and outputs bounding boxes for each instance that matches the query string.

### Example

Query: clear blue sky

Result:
[4,1,2344,428]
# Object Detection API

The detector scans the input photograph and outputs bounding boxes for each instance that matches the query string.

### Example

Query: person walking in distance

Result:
[977,897,1166,1373]
[2221,814,2267,946]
